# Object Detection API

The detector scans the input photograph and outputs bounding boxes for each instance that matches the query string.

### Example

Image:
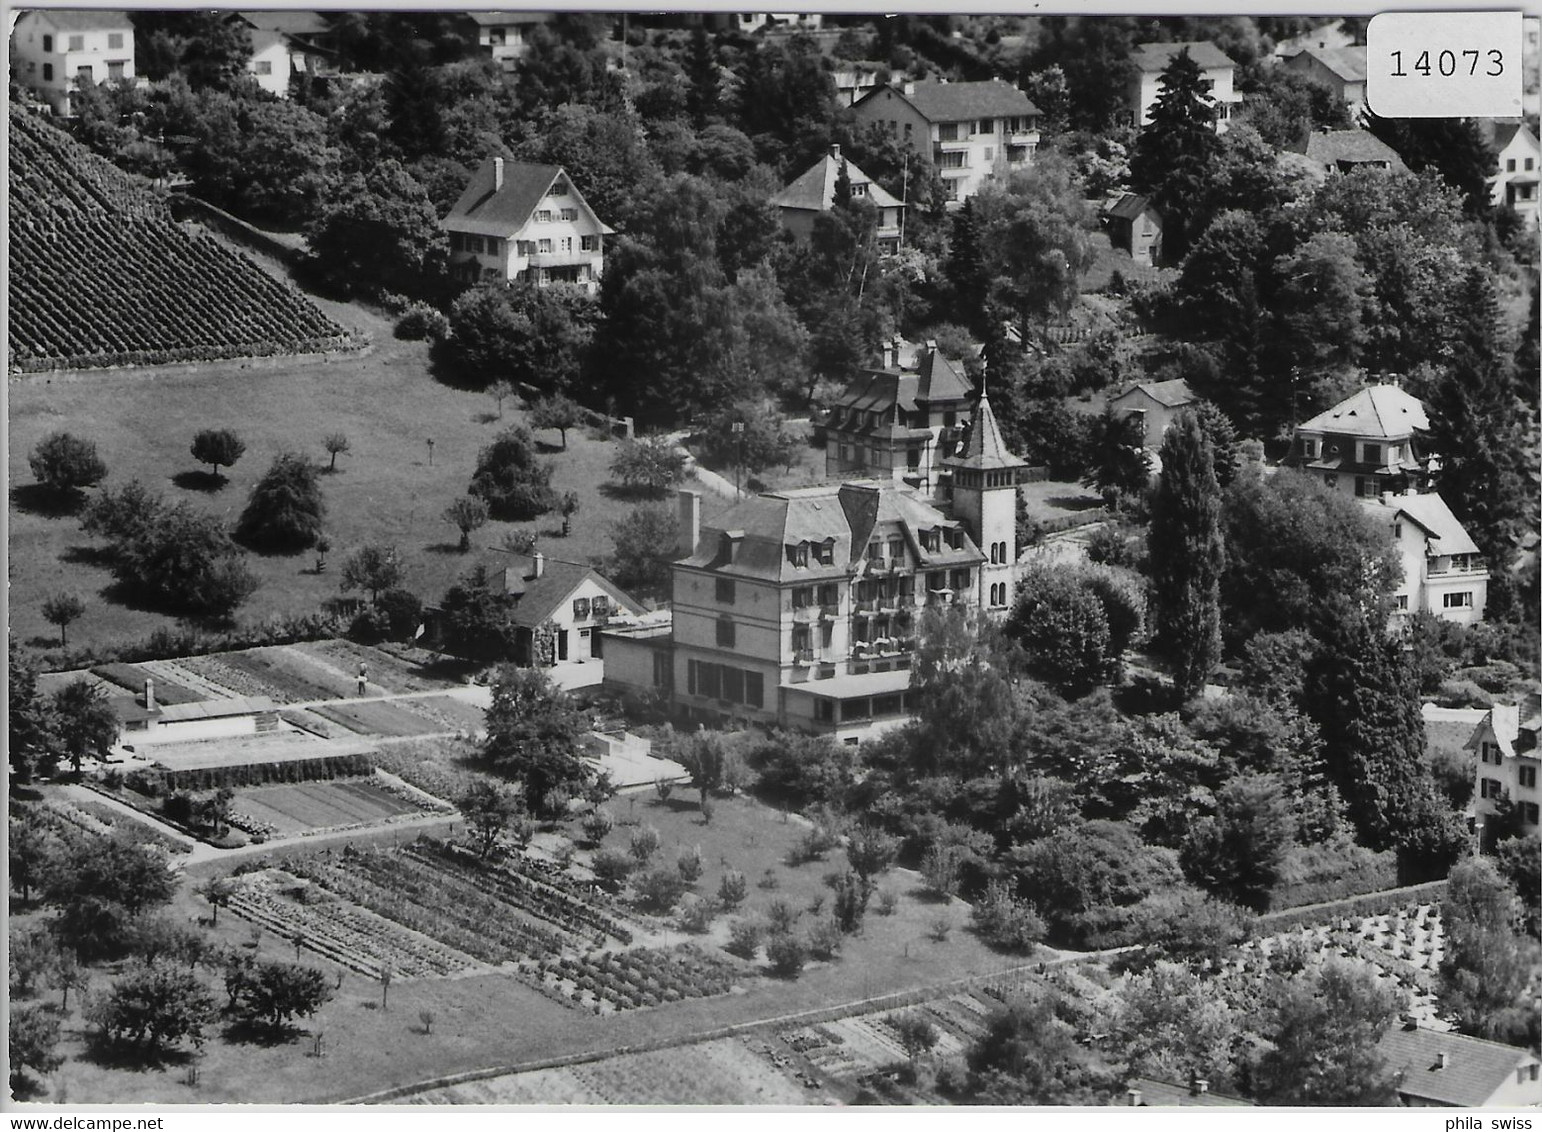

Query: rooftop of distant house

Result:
[770,144,902,212]
[1103,192,1159,222]
[236,11,331,37]
[1370,492,1482,557]
[1302,128,1406,170]
[1296,44,1369,82]
[1297,383,1430,439]
[442,157,614,238]
[20,9,135,31]
[1113,378,1195,409]
[1131,40,1236,73]
[857,78,1039,122]
[494,553,643,629]
[1381,1024,1542,1107]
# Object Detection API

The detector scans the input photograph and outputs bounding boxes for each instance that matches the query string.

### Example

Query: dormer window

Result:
[921,529,941,553]
[817,539,835,566]
[788,542,810,568]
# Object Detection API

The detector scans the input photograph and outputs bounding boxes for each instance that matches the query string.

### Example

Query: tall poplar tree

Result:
[1148,410,1224,700]
[1129,48,1222,260]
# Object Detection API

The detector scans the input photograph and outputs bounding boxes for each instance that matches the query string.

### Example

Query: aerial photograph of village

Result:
[5,7,1540,1112]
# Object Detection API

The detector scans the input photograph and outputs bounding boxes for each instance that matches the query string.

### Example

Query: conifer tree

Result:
[685,27,720,127]
[833,158,854,210]
[1129,48,1222,260]
[1148,410,1224,700]
[1424,266,1529,605]
[945,197,987,331]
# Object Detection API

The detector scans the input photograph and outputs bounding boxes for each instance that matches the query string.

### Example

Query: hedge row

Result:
[23,611,350,673]
[1259,880,1451,933]
[127,751,373,795]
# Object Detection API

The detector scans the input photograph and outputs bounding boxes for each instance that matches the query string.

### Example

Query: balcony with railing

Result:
[1427,555,1487,577]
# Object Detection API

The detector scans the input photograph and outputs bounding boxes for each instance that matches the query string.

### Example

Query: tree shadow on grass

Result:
[474,411,501,425]
[24,635,63,650]
[597,482,669,503]
[535,439,566,455]
[1043,494,1103,512]
[906,886,954,905]
[172,470,225,494]
[423,541,466,556]
[221,1019,303,1048]
[80,1034,199,1073]
[11,483,85,519]
[61,544,118,570]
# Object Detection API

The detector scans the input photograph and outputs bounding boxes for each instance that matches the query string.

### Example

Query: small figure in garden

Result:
[357,663,368,697]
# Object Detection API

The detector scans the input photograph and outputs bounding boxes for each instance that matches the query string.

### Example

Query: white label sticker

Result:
[1367,11,1524,118]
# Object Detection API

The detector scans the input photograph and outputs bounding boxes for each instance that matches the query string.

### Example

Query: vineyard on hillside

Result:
[8,108,354,373]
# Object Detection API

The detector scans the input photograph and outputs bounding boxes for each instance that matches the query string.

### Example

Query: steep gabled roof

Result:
[855,79,1039,123]
[443,158,614,239]
[914,348,972,403]
[1297,384,1430,439]
[945,393,1024,472]
[497,556,644,629]
[770,147,902,213]
[1104,192,1157,222]
[1391,493,1481,557]
[1299,44,1369,81]
[1381,1026,1540,1108]
[1131,41,1236,73]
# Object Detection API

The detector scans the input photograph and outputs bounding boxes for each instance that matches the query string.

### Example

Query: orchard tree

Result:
[606,505,678,602]
[41,593,85,647]
[1129,48,1223,259]
[9,1003,63,1093]
[443,497,489,552]
[610,436,688,498]
[88,962,218,1056]
[237,453,326,552]
[227,960,333,1035]
[28,432,107,501]
[112,499,259,619]
[340,545,403,603]
[323,433,351,472]
[480,666,590,815]
[459,780,524,858]
[528,392,584,450]
[1147,410,1224,700]
[189,428,246,483]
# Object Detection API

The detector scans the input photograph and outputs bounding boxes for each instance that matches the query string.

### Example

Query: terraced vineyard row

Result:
[8,107,352,372]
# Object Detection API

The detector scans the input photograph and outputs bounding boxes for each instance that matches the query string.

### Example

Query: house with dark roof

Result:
[771,144,904,252]
[822,339,975,490]
[426,552,646,680]
[1289,382,1433,499]
[441,157,613,292]
[468,11,552,71]
[850,79,1041,205]
[1381,1023,1542,1107]
[1468,694,1541,840]
[1296,128,1406,177]
[1364,491,1489,627]
[1483,120,1541,228]
[1109,379,1196,449]
[1283,45,1369,115]
[1129,41,1241,132]
[236,12,338,98]
[1273,19,1357,59]
[9,10,134,116]
[1102,192,1163,266]
[607,399,1024,741]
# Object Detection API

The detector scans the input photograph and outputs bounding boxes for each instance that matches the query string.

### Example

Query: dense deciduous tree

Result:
[459,780,524,858]
[527,393,585,450]
[606,505,678,604]
[609,437,688,498]
[1364,112,1498,215]
[340,545,404,603]
[974,156,1095,330]
[89,962,218,1056]
[1148,410,1224,699]
[1440,857,1542,1045]
[237,454,326,553]
[468,426,558,521]
[50,679,119,776]
[1106,961,1246,1090]
[1253,961,1403,1106]
[437,566,521,661]
[9,1003,63,1092]
[967,995,1114,1104]
[1006,566,1116,697]
[480,666,590,815]
[446,284,596,391]
[305,160,448,300]
[1081,407,1150,504]
[29,432,108,501]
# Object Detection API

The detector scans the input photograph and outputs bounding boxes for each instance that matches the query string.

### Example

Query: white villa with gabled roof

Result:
[441,157,613,293]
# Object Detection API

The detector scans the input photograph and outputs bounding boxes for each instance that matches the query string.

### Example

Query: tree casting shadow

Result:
[11,482,86,519]
[172,470,226,493]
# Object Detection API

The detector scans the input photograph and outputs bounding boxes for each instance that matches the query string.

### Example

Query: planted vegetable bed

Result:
[527,944,741,1014]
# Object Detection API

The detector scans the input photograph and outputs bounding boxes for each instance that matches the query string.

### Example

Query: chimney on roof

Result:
[1436,1052,1450,1070]
[924,338,938,354]
[902,79,915,96]
[1403,1014,1420,1031]
[830,143,841,160]
[1189,1077,1209,1096]
[493,156,504,192]
[532,551,545,579]
[144,678,156,713]
[1127,1089,1142,1107]
[678,488,701,558]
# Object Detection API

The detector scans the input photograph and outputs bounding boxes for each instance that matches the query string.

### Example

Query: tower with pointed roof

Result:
[945,389,1026,613]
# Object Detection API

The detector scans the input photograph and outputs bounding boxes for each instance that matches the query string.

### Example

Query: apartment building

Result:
[850,78,1041,205]
[10,10,134,116]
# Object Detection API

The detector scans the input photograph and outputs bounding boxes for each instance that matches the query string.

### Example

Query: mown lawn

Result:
[9,294,725,655]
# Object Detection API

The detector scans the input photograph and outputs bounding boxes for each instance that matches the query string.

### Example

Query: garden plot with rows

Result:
[227,837,750,1013]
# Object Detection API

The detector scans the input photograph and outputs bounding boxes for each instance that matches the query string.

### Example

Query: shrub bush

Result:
[765,932,806,978]
[718,869,747,909]
[808,917,843,960]
[591,850,634,891]
[394,303,449,341]
[633,866,689,913]
[677,896,716,934]
[726,919,762,960]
